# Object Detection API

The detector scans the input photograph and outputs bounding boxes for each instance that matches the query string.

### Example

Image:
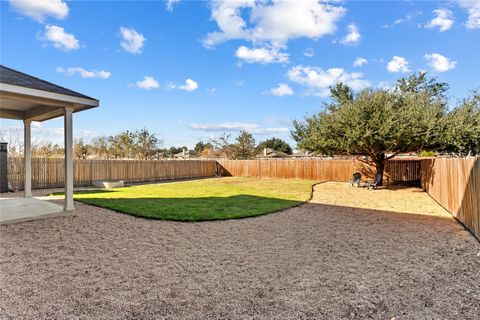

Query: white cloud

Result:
[286,65,371,97]
[169,79,199,92]
[253,127,290,135]
[120,27,145,54]
[10,0,68,23]
[386,56,410,73]
[166,0,180,12]
[41,25,79,51]
[424,53,457,72]
[456,0,480,29]
[206,88,216,96]
[269,83,294,96]
[188,122,289,135]
[426,8,454,32]
[134,76,160,90]
[179,79,199,91]
[303,48,315,57]
[382,11,422,28]
[235,45,289,64]
[203,0,346,48]
[457,0,480,29]
[340,23,361,44]
[189,122,258,131]
[56,67,111,79]
[353,57,368,67]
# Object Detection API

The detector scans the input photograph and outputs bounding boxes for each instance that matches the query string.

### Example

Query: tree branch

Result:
[384,152,399,161]
[355,155,374,166]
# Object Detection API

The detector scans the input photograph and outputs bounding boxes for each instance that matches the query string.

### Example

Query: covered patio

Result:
[0,65,99,223]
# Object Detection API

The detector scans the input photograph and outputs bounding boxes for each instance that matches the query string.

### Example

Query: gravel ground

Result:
[1,182,479,320]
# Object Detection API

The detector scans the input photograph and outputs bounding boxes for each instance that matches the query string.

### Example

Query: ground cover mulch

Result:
[1,182,479,319]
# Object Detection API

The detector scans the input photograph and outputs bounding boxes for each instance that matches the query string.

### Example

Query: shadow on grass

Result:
[70,190,303,222]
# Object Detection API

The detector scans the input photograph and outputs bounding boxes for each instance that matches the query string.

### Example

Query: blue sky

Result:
[1,0,479,148]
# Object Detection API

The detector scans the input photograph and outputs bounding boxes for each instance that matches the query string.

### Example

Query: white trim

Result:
[24,120,32,198]
[64,108,74,211]
[0,83,98,107]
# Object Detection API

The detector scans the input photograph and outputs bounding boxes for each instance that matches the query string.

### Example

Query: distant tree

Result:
[32,142,63,158]
[194,141,213,153]
[212,133,235,158]
[74,138,89,160]
[0,127,24,157]
[168,146,188,156]
[90,129,162,159]
[233,130,256,159]
[135,128,161,160]
[256,137,292,155]
[91,136,109,159]
[107,130,135,159]
[292,73,448,185]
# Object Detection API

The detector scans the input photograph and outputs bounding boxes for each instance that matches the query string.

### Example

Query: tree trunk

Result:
[374,161,385,186]
[373,152,386,186]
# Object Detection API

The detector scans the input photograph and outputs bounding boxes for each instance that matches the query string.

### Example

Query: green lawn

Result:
[66,177,316,221]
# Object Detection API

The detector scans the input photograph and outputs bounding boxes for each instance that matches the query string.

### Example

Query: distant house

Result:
[174,149,199,159]
[256,148,290,159]
[291,150,318,158]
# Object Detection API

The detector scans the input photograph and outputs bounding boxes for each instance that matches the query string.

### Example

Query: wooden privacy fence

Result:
[217,159,355,181]
[7,158,423,188]
[217,159,421,184]
[421,157,479,239]
[7,158,218,189]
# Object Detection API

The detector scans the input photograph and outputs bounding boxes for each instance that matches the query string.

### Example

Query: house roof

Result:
[0,65,97,100]
[174,150,199,157]
[291,151,317,157]
[0,65,99,122]
[256,148,290,158]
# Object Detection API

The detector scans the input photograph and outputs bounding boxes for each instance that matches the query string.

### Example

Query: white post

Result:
[23,119,32,197]
[64,107,74,211]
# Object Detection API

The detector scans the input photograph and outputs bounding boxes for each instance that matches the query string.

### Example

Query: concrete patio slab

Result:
[0,197,66,224]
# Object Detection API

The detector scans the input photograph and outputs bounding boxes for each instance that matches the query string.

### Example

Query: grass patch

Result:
[61,177,316,221]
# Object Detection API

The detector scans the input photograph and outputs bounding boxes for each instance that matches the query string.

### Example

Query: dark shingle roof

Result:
[0,65,97,100]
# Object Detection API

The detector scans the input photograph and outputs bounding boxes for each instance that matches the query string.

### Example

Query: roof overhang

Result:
[0,83,99,122]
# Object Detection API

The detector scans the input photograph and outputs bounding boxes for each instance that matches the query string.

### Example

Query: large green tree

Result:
[292,73,448,185]
[257,137,293,155]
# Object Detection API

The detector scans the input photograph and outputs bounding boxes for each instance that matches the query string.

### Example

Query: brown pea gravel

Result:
[0,182,479,320]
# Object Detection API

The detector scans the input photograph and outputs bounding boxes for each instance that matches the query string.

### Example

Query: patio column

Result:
[64,107,74,211]
[23,119,32,197]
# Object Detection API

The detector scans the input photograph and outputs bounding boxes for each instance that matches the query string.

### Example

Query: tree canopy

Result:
[441,91,480,155]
